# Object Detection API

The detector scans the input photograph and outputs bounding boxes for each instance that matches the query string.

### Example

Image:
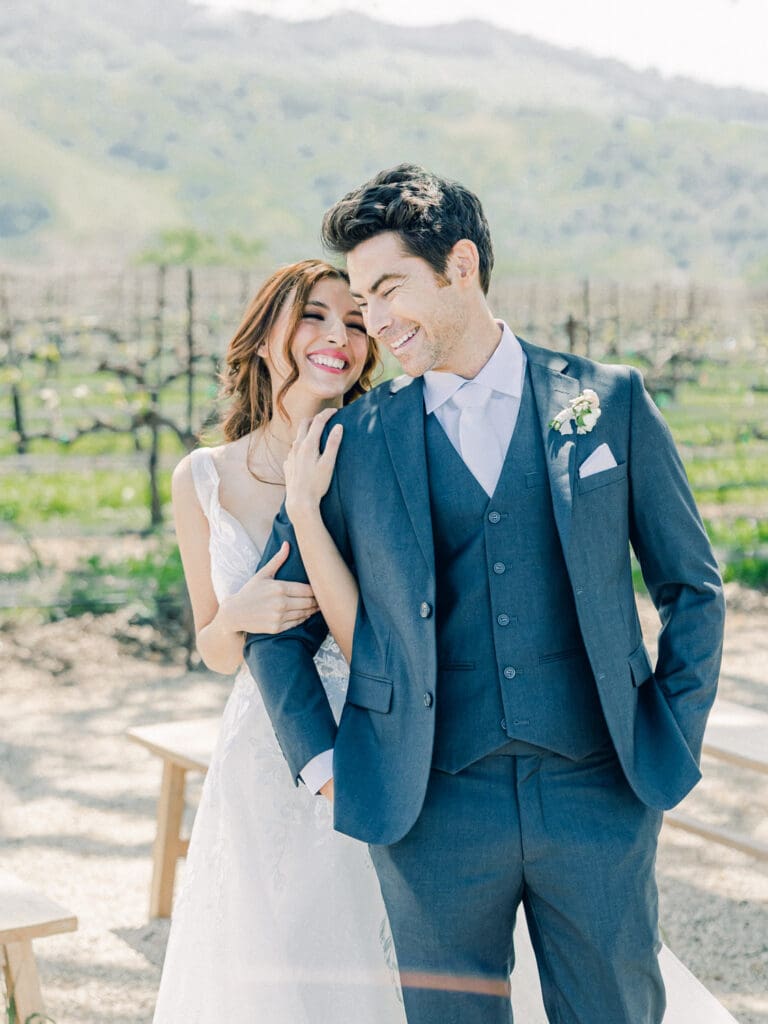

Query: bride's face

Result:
[262,277,370,403]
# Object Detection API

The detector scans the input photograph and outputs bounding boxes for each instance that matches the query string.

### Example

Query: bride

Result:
[154,259,406,1023]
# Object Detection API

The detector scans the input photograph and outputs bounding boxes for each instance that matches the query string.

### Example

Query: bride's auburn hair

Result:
[219,259,378,442]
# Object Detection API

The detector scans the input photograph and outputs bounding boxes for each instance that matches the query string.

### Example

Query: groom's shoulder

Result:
[521,337,638,396]
[333,373,416,431]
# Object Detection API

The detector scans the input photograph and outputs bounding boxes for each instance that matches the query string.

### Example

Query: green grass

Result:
[723,557,768,590]
[0,469,171,529]
[53,543,187,621]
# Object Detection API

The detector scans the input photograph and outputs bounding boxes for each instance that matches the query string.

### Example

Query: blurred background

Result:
[1,2,767,1021]
[2,0,767,631]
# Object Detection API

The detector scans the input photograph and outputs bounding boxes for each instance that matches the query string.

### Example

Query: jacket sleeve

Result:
[627,367,725,763]
[243,451,353,785]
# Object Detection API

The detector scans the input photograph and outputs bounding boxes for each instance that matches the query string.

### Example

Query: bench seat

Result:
[0,870,77,1023]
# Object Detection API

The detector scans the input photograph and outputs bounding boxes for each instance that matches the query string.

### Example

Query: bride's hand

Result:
[284,408,343,526]
[222,542,319,634]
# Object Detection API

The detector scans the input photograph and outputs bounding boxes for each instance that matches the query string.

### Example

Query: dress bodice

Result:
[190,447,262,603]
[188,446,349,719]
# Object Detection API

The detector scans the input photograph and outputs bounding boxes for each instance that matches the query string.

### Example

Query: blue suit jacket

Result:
[244,340,725,846]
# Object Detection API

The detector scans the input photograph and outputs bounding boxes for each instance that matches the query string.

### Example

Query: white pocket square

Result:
[578,443,618,479]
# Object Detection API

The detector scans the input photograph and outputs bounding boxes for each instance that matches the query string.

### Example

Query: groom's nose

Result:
[366,299,391,340]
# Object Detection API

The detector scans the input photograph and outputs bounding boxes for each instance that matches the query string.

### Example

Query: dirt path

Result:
[0,583,766,1023]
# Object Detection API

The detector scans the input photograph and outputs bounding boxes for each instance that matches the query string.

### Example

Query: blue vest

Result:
[426,367,610,773]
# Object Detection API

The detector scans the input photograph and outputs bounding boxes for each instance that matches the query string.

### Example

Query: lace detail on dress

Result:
[154,447,404,1023]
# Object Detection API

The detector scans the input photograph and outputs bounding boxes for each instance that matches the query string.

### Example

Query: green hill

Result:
[2,1,768,281]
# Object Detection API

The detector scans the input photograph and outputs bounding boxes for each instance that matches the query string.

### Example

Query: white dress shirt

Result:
[301,322,526,794]
[423,321,526,496]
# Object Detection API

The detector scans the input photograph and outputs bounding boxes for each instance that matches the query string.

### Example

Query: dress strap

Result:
[189,448,222,525]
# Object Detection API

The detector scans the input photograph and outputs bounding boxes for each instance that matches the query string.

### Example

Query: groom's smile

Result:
[391,325,419,352]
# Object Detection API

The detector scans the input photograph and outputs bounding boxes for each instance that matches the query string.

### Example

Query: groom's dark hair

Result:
[321,164,495,295]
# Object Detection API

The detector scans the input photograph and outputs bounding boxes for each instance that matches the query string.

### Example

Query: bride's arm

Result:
[172,455,319,674]
[284,410,359,665]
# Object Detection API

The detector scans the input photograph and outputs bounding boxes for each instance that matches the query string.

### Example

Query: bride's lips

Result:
[307,349,351,375]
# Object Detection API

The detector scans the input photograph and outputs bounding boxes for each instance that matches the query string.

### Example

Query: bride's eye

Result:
[302,312,323,321]
[347,322,366,333]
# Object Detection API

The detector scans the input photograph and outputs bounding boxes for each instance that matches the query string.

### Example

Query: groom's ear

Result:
[448,239,480,287]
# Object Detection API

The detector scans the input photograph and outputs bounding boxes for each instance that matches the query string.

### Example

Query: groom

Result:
[245,165,725,1023]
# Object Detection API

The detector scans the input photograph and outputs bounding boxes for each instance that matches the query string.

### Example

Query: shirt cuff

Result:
[300,749,334,795]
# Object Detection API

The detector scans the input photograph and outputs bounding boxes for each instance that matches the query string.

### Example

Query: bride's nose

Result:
[325,317,347,347]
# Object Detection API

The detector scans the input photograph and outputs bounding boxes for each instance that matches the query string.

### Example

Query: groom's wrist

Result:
[300,749,334,794]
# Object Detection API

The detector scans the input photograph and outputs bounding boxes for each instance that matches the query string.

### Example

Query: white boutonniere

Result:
[549,389,601,435]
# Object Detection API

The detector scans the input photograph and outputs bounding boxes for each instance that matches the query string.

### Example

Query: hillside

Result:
[1,0,767,280]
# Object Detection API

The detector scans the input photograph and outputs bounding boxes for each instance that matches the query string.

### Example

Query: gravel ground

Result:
[0,557,766,1023]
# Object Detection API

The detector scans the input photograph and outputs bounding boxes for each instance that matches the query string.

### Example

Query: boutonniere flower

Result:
[549,389,601,435]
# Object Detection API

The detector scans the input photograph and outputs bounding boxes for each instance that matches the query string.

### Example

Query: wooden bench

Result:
[130,696,768,922]
[665,697,768,860]
[127,717,220,918]
[0,871,77,1023]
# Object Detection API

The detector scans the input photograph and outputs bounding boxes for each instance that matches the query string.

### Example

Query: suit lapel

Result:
[379,375,436,574]
[522,340,580,556]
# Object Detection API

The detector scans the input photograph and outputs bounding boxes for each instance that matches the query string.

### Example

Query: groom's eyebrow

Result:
[351,273,403,300]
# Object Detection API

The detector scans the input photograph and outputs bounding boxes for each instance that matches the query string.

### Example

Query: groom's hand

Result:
[319,778,335,803]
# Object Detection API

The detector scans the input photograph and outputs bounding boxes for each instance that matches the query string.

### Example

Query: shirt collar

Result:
[422,321,525,415]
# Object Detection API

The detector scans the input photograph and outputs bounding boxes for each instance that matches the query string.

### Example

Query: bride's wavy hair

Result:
[219,259,378,442]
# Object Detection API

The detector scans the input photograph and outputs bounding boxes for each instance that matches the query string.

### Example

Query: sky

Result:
[199,0,768,94]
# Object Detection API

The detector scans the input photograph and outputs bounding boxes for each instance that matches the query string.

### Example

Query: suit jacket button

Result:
[419,601,432,619]
[501,718,507,731]
[497,613,510,626]
[503,666,517,680]
[488,511,501,524]
[423,691,434,708]
[493,562,506,575]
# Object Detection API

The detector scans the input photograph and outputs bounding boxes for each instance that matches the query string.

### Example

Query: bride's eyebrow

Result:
[304,300,328,309]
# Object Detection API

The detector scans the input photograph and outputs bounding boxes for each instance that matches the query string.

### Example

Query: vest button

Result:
[419,601,432,619]
[503,666,517,680]
[500,718,507,731]
[423,691,434,709]
[493,562,506,575]
[488,510,501,524]
[497,613,510,627]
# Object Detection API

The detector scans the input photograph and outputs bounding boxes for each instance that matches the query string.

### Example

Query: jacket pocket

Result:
[577,461,628,494]
[539,647,582,665]
[346,671,393,713]
[628,641,654,687]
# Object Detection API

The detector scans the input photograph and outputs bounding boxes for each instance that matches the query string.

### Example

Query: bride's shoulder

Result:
[172,440,237,496]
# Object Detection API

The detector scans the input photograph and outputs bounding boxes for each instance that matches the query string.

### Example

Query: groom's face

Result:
[347,231,469,377]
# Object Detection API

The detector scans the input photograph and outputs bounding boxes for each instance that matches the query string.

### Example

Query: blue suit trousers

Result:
[369,744,665,1024]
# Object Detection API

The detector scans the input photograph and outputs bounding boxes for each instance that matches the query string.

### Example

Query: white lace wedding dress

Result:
[152,447,405,1023]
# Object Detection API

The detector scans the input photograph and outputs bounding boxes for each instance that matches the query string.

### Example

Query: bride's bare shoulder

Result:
[209,433,264,477]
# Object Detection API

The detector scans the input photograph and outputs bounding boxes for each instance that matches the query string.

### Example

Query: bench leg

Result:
[150,762,188,919]
[3,939,46,1022]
